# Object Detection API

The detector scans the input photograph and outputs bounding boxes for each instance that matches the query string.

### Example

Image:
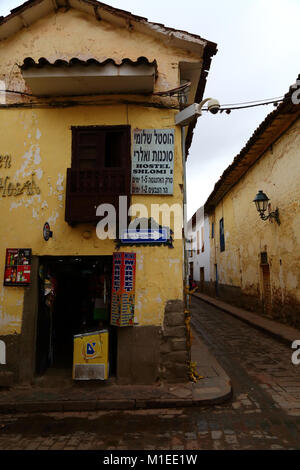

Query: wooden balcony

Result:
[65,168,130,225]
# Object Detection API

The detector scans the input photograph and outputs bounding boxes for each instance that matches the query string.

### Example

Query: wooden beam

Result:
[19,13,29,28]
[52,0,59,12]
[94,6,101,21]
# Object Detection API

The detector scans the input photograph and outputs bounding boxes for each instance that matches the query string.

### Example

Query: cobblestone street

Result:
[191,297,300,417]
[0,297,300,451]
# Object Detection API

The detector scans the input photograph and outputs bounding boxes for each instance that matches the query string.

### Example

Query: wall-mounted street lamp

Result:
[253,190,280,225]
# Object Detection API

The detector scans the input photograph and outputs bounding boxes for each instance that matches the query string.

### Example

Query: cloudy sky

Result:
[0,0,299,218]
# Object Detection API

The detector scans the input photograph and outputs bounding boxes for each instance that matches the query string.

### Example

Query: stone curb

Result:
[0,300,233,415]
[193,292,300,346]
[0,387,232,414]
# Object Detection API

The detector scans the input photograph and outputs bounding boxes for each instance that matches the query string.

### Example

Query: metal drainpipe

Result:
[181,125,191,362]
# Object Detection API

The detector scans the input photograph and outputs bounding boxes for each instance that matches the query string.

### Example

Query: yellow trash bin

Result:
[73,329,109,380]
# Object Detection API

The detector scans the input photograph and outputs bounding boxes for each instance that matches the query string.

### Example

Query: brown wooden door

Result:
[262,264,271,315]
[200,267,204,292]
[189,262,193,279]
[215,264,218,296]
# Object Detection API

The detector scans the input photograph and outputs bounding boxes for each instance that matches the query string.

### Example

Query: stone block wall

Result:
[159,300,189,383]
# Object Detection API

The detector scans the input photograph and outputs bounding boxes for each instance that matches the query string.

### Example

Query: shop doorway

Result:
[200,267,204,292]
[215,264,218,297]
[35,256,116,378]
[189,262,194,279]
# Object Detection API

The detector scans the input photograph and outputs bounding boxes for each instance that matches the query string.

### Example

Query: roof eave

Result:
[204,75,300,213]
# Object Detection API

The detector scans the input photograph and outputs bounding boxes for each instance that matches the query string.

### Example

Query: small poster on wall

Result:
[4,248,32,286]
[111,252,136,327]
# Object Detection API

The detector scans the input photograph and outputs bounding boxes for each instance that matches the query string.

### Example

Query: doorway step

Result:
[33,368,73,389]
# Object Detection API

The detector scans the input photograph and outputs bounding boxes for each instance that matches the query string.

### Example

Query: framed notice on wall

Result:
[4,248,32,286]
[131,128,174,195]
[111,252,136,327]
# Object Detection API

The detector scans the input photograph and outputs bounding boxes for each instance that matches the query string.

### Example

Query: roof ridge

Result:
[0,0,217,48]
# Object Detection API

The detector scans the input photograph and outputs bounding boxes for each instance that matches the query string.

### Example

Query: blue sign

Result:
[120,228,168,244]
[86,342,96,356]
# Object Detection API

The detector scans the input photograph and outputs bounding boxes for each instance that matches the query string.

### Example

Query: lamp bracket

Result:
[259,208,280,225]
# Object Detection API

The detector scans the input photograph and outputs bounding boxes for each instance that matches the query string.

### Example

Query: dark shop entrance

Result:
[35,256,116,378]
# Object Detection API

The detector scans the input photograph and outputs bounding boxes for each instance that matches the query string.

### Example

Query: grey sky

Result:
[0,0,299,218]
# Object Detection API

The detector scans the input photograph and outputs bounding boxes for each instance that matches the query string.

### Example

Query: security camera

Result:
[207,99,220,114]
[175,97,221,126]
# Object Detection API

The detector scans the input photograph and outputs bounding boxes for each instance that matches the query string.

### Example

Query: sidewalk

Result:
[0,327,232,414]
[193,292,300,345]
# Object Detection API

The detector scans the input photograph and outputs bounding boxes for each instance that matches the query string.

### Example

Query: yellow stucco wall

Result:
[0,105,183,335]
[0,9,200,99]
[209,117,300,317]
[0,8,198,335]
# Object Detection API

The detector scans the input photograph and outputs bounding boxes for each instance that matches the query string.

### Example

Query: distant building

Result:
[187,206,210,292]
[204,75,300,328]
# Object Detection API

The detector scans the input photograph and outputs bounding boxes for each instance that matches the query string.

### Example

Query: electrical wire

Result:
[201,98,285,114]
[0,88,290,112]
[0,89,33,97]
[218,96,284,106]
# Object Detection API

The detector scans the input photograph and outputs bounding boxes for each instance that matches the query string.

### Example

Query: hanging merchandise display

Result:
[44,273,57,307]
[92,267,110,322]
[44,270,57,366]
[110,252,136,327]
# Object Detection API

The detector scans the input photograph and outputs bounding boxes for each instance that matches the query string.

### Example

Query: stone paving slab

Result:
[0,327,232,414]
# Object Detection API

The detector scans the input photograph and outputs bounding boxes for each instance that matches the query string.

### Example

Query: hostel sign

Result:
[131,129,174,195]
[111,252,136,327]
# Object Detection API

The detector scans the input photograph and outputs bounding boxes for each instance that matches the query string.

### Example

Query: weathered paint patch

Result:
[0,311,21,333]
[287,271,298,290]
[10,201,23,211]
[15,146,33,179]
[36,168,43,180]
[34,145,41,165]
[48,211,59,226]
[0,340,6,364]
[56,173,64,192]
